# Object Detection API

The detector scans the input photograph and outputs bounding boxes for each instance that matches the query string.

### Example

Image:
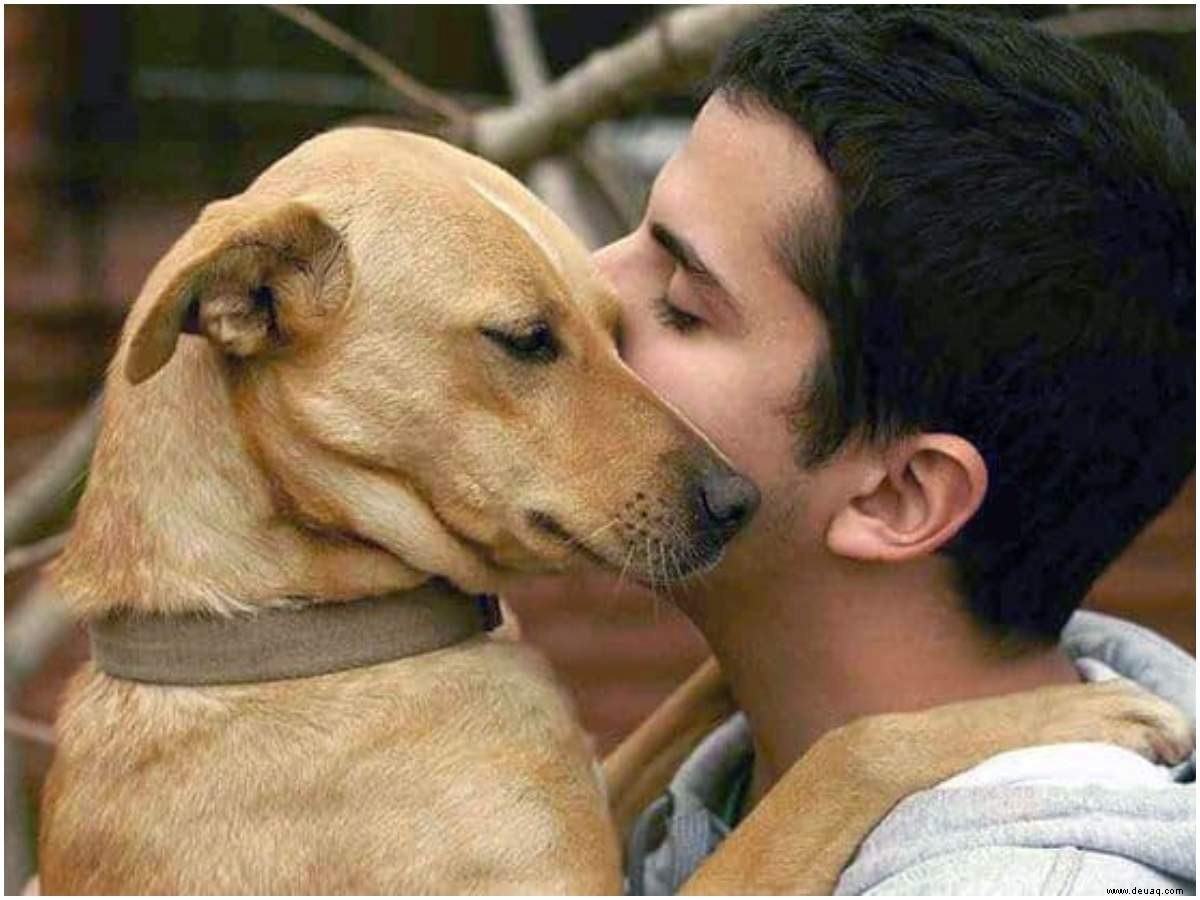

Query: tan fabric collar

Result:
[89,580,502,686]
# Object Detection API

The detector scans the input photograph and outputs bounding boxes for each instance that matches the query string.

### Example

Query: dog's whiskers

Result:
[578,516,621,549]
[648,536,663,600]
[612,541,635,602]
[665,544,685,604]
[659,539,679,606]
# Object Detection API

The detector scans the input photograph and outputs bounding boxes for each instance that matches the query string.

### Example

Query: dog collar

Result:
[89,580,503,686]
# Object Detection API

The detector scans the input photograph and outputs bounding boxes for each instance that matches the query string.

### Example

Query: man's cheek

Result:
[631,346,704,410]
[695,372,789,488]
[617,321,671,386]
[619,333,753,465]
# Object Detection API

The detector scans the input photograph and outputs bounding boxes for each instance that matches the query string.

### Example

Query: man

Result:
[591,7,1195,894]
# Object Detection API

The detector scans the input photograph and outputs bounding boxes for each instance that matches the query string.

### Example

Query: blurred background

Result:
[5,5,1195,890]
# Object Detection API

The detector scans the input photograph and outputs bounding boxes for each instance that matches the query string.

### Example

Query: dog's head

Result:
[119,128,758,593]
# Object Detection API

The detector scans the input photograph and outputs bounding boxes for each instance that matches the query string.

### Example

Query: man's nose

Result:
[592,234,633,285]
[593,233,649,315]
[592,238,624,263]
[593,236,641,343]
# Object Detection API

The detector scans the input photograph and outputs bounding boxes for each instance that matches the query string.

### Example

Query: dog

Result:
[38,128,1193,894]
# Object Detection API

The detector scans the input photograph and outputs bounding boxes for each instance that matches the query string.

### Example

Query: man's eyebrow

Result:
[650,222,724,291]
[650,222,747,330]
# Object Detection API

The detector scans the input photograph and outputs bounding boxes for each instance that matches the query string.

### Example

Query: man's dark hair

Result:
[711,7,1195,638]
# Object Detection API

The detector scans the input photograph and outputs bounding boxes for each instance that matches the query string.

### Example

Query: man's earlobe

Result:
[826,435,987,563]
[125,200,350,385]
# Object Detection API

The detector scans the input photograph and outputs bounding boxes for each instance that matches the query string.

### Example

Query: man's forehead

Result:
[650,98,835,293]
[643,97,840,316]
[706,96,829,196]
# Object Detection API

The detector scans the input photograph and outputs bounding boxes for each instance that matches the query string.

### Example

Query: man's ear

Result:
[826,435,987,563]
[125,199,350,385]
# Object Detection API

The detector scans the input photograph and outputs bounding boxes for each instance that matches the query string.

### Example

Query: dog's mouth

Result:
[524,510,724,589]
[626,542,725,592]
[525,510,611,570]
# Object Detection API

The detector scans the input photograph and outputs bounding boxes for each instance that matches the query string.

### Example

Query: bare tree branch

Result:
[1,578,61,892]
[4,397,101,550]
[5,533,68,576]
[489,5,554,98]
[471,5,779,170]
[267,4,471,132]
[5,730,34,894]
[574,141,644,232]
[5,579,76,687]
[1042,5,1195,39]
[269,3,1194,183]
[5,714,55,749]
[3,576,74,893]
[488,6,613,248]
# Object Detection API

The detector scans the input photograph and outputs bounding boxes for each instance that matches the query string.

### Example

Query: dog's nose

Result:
[697,469,760,542]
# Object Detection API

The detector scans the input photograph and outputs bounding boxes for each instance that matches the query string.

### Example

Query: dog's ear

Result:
[125,200,351,385]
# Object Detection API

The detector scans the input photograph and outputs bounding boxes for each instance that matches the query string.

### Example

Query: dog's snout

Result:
[696,469,760,542]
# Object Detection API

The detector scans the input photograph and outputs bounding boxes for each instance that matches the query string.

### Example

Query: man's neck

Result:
[680,553,1082,808]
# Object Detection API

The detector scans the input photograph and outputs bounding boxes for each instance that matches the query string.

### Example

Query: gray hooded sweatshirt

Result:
[626,611,1196,895]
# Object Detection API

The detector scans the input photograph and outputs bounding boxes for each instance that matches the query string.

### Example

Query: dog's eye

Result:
[480,322,560,364]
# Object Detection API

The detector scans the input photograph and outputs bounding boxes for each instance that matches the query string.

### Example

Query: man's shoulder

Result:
[852,846,1194,896]
[833,770,1196,896]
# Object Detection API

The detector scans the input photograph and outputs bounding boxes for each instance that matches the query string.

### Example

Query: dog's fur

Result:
[39,128,1193,894]
[41,127,756,894]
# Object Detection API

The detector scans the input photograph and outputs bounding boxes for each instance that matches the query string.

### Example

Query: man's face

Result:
[594,95,843,587]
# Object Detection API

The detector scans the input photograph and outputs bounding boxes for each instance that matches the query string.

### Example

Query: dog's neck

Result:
[52,342,427,619]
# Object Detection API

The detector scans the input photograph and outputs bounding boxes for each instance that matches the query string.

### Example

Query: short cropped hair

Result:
[712,7,1195,637]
